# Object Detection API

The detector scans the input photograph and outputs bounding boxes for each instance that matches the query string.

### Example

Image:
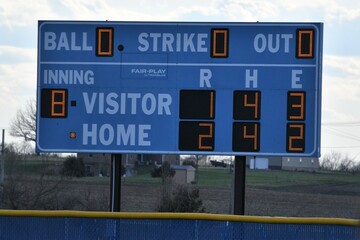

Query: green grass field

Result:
[10,159,360,196]
[247,169,359,186]
[124,166,360,192]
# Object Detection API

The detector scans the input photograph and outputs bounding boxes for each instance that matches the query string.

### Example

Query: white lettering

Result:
[99,124,114,145]
[83,124,97,145]
[291,70,303,88]
[82,32,92,51]
[117,124,136,146]
[128,93,141,114]
[138,125,151,146]
[254,33,294,53]
[44,69,94,85]
[82,124,152,146]
[99,93,104,114]
[162,33,174,52]
[254,34,266,53]
[281,34,293,53]
[246,69,258,88]
[183,33,195,52]
[150,33,161,51]
[106,93,119,114]
[268,34,280,53]
[44,32,57,50]
[83,92,97,114]
[43,32,93,51]
[71,32,81,51]
[120,93,126,114]
[138,33,149,51]
[137,32,208,53]
[57,32,69,50]
[82,92,173,115]
[142,93,157,115]
[197,34,208,52]
[157,94,172,115]
[200,69,212,88]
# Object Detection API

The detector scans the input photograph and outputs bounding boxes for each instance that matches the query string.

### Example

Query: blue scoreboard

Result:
[36,21,323,157]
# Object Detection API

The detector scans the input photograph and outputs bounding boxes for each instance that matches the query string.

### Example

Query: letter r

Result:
[200,69,212,88]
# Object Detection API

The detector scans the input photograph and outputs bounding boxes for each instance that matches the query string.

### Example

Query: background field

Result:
[1,160,359,219]
[117,167,360,218]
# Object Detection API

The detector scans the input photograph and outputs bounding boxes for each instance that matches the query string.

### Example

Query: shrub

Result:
[61,156,85,178]
[157,185,205,213]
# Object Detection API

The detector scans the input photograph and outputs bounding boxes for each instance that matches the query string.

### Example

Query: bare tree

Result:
[2,150,64,210]
[9,99,36,142]
[320,151,355,172]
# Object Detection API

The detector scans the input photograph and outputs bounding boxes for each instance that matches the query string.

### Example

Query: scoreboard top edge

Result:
[38,20,323,27]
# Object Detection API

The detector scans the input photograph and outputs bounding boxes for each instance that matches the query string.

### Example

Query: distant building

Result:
[245,156,319,171]
[123,154,180,167]
[246,156,282,170]
[79,153,180,177]
[77,153,111,177]
[281,157,319,171]
[171,165,195,184]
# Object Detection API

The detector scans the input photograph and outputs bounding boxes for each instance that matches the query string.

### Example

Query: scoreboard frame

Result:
[36,21,323,157]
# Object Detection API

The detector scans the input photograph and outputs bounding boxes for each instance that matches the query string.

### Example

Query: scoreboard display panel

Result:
[36,21,323,157]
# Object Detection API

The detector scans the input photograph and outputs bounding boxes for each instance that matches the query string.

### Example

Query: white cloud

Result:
[0,45,36,63]
[322,54,360,122]
[0,46,36,132]
[324,55,360,77]
[0,0,59,29]
[2,0,360,30]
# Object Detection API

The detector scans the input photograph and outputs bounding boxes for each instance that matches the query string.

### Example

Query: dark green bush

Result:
[61,156,85,178]
[157,185,205,213]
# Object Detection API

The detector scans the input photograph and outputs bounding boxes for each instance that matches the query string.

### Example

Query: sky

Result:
[1,0,360,160]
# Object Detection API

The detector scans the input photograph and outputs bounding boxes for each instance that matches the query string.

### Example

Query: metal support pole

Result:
[110,154,122,212]
[0,129,5,203]
[233,155,246,215]
[1,129,5,184]
[1,129,4,155]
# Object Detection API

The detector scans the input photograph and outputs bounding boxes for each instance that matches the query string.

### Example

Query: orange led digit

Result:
[232,122,260,152]
[243,124,258,151]
[209,91,214,119]
[96,28,113,56]
[51,90,66,117]
[233,91,261,120]
[211,29,229,58]
[179,90,215,119]
[288,91,306,120]
[296,29,314,58]
[244,92,259,119]
[179,121,215,151]
[40,88,68,118]
[198,123,214,150]
[287,123,305,152]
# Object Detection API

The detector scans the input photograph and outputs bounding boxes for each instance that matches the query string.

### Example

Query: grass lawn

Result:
[246,169,360,187]
[119,166,360,191]
[197,167,232,187]
[12,159,360,195]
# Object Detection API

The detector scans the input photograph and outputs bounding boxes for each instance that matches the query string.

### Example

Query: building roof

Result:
[171,164,195,171]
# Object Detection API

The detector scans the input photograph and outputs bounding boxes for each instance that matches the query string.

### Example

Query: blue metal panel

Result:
[36,21,323,156]
[0,216,358,240]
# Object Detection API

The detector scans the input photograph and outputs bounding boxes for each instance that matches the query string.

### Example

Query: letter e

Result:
[292,70,303,89]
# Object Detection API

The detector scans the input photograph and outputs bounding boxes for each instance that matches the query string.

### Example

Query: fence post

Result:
[110,154,122,212]
[233,155,246,215]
